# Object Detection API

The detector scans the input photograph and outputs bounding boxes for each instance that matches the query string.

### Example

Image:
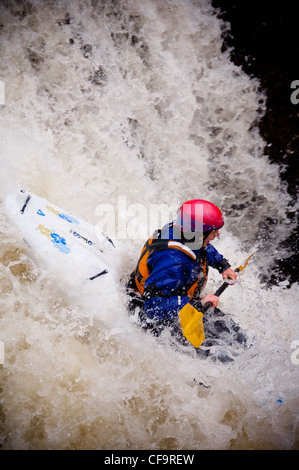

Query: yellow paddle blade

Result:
[179,303,205,348]
[236,252,255,272]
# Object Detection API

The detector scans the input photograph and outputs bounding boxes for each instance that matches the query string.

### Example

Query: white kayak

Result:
[4,189,118,325]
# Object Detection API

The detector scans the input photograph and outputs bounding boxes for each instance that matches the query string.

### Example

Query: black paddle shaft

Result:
[201,267,240,313]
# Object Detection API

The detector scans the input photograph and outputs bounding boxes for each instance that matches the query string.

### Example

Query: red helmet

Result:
[177,199,224,233]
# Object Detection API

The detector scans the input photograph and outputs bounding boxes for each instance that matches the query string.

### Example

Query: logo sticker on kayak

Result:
[37,224,70,254]
[46,205,79,224]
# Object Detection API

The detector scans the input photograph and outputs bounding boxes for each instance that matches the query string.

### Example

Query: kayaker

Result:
[127,199,237,344]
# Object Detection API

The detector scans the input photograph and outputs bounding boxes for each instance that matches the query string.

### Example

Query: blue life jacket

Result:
[134,222,230,321]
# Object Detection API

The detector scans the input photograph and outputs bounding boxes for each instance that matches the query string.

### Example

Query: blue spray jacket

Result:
[142,223,231,321]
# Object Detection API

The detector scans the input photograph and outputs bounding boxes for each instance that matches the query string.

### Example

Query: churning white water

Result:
[0,0,298,450]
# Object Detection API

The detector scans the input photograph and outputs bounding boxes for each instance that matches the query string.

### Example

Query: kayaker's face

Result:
[202,229,220,247]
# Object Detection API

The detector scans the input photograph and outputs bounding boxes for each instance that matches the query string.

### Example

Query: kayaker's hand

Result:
[222,267,237,282]
[201,294,219,308]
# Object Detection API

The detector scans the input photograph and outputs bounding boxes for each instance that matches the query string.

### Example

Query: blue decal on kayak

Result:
[50,232,70,254]
[37,209,45,216]
[58,212,79,224]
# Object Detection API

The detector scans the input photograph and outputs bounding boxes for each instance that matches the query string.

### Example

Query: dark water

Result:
[212,0,299,286]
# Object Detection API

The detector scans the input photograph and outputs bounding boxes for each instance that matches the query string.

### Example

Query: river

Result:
[0,0,298,450]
